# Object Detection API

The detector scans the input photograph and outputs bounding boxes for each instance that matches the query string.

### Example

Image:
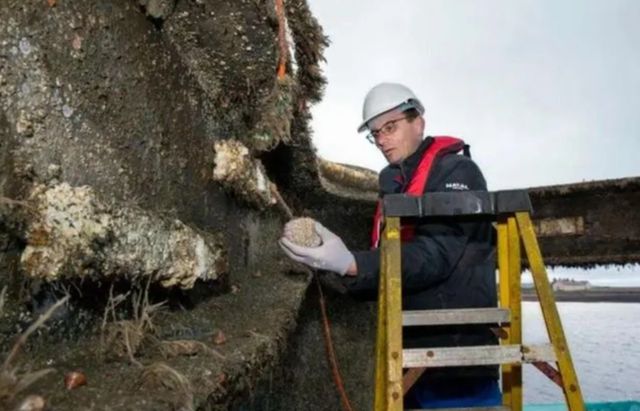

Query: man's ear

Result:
[414,116,426,135]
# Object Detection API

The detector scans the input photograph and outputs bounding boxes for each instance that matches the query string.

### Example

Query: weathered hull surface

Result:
[0,0,340,410]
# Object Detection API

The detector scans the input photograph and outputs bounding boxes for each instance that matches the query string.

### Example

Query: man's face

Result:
[368,109,425,165]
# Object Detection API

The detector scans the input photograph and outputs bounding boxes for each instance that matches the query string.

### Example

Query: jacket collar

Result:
[394,136,433,183]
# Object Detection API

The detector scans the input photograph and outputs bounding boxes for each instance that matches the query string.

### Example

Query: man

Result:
[279,83,500,408]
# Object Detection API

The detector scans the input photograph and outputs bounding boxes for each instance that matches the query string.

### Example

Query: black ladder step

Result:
[403,344,557,368]
[403,308,510,327]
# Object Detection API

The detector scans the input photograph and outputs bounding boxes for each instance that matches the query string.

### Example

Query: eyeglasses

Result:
[366,116,410,144]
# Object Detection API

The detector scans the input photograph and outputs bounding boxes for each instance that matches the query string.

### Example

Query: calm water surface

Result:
[523,302,640,403]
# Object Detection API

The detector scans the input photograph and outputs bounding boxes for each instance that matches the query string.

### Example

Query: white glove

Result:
[279,222,355,276]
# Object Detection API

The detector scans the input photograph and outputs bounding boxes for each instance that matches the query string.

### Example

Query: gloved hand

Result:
[279,222,355,276]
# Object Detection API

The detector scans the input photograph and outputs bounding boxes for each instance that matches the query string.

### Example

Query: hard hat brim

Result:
[356,101,423,133]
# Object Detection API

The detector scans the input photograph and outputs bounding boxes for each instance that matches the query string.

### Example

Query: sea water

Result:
[522,302,640,403]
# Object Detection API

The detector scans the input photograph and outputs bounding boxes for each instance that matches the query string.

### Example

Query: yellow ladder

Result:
[374,190,585,411]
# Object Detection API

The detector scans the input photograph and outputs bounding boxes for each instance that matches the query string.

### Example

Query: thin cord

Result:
[314,273,355,411]
[275,0,288,79]
[272,184,355,411]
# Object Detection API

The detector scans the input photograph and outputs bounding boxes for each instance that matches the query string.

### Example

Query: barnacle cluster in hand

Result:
[283,217,321,247]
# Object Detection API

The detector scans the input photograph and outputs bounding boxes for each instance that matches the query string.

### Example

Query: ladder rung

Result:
[407,407,510,411]
[403,344,557,368]
[402,308,510,327]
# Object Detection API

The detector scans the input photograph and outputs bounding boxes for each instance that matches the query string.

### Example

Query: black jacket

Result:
[342,137,498,379]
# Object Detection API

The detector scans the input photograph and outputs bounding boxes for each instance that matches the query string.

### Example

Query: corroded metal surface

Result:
[0,0,330,409]
[529,177,640,266]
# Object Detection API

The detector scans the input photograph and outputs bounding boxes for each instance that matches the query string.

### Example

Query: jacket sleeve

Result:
[341,156,488,297]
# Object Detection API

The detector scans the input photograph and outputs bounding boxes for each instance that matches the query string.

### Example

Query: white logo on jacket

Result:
[445,182,469,191]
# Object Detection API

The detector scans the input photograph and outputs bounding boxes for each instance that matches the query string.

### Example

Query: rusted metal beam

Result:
[528,177,640,267]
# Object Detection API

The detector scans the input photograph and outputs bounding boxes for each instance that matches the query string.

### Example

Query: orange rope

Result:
[315,275,355,411]
[275,0,287,78]
[269,0,351,392]
[273,187,355,410]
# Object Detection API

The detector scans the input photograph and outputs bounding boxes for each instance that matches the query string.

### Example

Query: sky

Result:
[306,0,640,190]
[305,0,640,284]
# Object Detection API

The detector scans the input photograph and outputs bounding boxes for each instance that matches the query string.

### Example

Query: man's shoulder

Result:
[430,152,487,191]
[378,164,401,194]
[378,164,397,178]
[438,151,482,172]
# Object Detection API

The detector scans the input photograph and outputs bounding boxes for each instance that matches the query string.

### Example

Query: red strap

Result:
[370,201,383,249]
[406,136,465,195]
[370,136,465,248]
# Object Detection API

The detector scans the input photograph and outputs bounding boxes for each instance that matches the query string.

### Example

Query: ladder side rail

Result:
[375,235,389,411]
[375,217,404,411]
[385,217,404,410]
[507,216,523,411]
[515,212,585,411]
[497,218,513,407]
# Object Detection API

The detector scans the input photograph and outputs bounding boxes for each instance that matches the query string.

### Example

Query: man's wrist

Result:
[345,261,358,276]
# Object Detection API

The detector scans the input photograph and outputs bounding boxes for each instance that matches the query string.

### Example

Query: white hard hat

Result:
[357,83,425,132]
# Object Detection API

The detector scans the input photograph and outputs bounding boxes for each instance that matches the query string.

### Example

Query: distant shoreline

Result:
[521,287,640,303]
